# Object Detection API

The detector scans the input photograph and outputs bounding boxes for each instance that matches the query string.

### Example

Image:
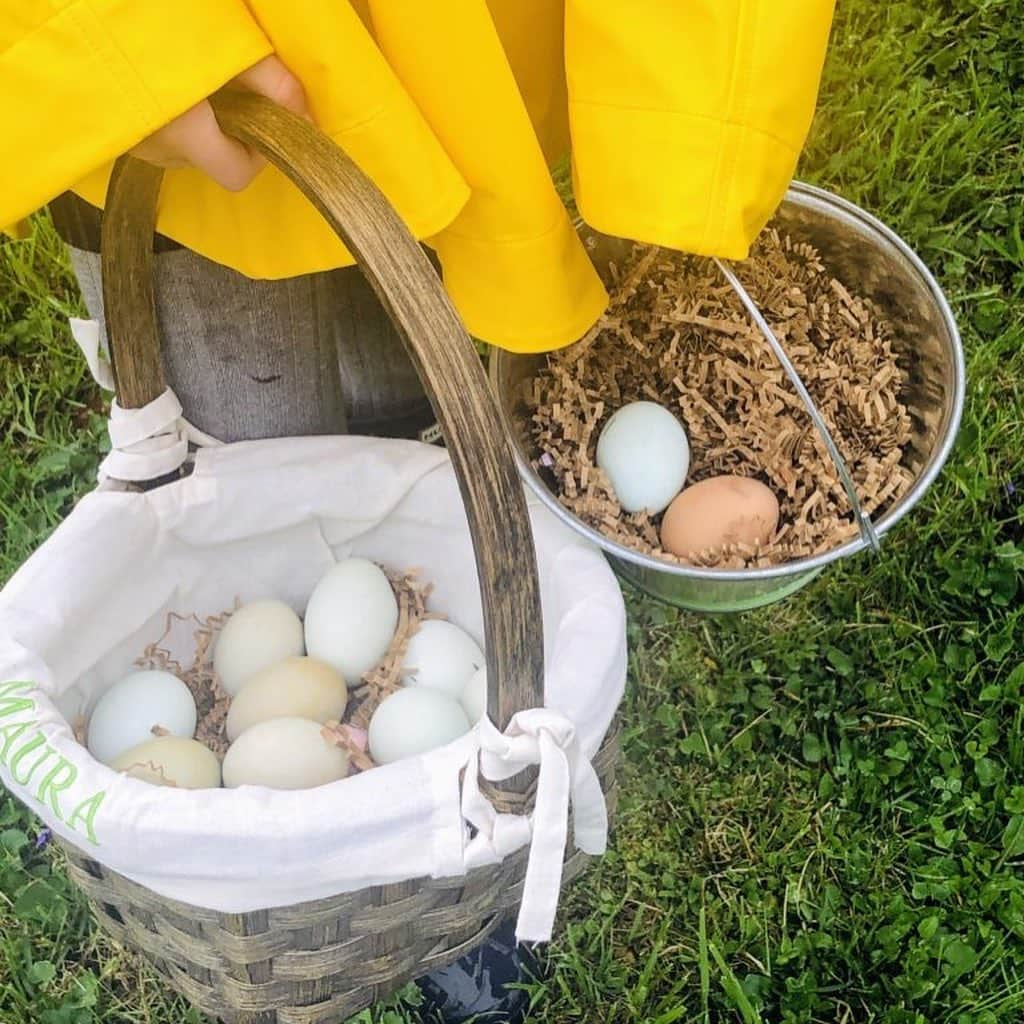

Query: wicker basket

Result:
[52,91,620,1023]
[59,730,618,1024]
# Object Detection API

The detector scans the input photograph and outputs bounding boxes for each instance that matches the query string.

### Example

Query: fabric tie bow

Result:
[461,708,608,943]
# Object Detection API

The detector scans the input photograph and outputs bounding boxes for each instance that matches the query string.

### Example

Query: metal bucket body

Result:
[490,183,966,613]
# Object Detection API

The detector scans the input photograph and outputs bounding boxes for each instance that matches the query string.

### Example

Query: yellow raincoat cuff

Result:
[0,0,273,227]
[431,216,609,353]
[570,104,800,261]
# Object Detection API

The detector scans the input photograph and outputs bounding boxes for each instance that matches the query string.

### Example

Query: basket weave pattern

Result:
[58,726,618,1024]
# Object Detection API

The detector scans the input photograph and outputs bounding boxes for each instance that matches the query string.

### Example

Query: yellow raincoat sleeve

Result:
[566,0,836,260]
[0,0,273,230]
[368,0,608,352]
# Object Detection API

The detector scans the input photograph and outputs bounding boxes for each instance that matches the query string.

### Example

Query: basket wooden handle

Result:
[99,90,544,737]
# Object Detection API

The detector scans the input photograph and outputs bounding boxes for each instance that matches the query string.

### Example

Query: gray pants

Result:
[56,196,432,443]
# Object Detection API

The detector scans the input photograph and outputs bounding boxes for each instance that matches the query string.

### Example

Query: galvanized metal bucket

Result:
[489,182,966,613]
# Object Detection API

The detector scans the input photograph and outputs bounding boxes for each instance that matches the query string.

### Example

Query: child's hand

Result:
[129,55,310,192]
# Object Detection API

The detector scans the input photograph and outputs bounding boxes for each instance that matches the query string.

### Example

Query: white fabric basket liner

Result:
[0,436,626,921]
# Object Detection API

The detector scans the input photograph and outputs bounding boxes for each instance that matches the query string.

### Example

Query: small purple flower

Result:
[34,828,52,850]
[1006,479,1018,500]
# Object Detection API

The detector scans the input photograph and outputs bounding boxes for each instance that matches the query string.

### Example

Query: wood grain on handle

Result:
[99,91,544,745]
[100,156,166,408]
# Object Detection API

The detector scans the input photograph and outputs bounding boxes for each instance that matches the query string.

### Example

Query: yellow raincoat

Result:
[1,1,834,351]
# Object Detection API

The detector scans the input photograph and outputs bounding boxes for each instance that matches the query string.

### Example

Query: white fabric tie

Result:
[69,317,115,391]
[69,317,221,482]
[461,709,608,943]
[99,388,222,483]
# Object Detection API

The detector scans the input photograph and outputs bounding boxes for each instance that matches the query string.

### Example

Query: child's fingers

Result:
[129,124,193,169]
[177,102,265,193]
[128,54,311,191]
[231,55,312,122]
[127,142,189,170]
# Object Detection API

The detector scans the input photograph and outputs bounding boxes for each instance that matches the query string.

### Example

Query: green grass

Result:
[2,0,1024,1021]
[0,217,107,575]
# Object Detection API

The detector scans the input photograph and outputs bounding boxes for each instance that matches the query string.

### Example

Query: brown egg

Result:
[660,476,780,558]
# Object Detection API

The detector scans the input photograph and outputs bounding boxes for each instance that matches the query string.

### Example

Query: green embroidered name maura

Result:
[0,680,105,845]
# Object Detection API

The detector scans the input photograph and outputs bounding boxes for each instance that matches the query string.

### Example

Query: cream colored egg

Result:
[401,620,484,699]
[222,717,349,790]
[304,558,398,683]
[226,657,348,741]
[87,670,197,765]
[110,736,221,789]
[213,600,305,696]
[660,475,780,558]
[368,688,471,765]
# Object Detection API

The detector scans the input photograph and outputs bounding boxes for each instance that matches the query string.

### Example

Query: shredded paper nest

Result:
[526,229,916,568]
[130,568,437,772]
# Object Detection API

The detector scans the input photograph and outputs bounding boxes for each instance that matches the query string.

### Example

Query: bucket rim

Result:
[492,180,967,584]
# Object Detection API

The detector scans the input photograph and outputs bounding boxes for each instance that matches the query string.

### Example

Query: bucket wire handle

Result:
[713,257,882,552]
